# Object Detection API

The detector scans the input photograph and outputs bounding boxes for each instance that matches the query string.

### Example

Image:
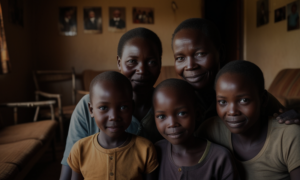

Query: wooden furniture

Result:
[0,101,57,180]
[33,69,76,143]
[80,66,181,93]
[268,68,300,110]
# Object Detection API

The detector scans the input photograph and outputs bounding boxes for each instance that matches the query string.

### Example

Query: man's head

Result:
[113,9,121,18]
[88,71,133,138]
[89,10,95,18]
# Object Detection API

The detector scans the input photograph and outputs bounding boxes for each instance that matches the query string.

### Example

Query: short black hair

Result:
[215,60,265,94]
[89,71,132,102]
[172,18,222,51]
[153,78,197,105]
[117,27,162,58]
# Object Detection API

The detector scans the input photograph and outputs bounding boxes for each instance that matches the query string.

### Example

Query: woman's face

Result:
[173,29,220,91]
[117,37,161,93]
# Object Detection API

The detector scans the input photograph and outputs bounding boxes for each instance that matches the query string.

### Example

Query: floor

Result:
[24,141,65,180]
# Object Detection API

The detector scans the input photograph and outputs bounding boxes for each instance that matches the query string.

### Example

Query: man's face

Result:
[89,11,95,18]
[113,10,121,18]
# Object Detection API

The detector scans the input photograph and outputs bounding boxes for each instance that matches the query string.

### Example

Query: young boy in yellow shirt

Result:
[67,71,158,180]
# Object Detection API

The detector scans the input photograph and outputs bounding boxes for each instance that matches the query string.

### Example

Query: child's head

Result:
[117,27,162,92]
[172,18,222,91]
[214,60,267,134]
[153,79,199,145]
[88,71,133,138]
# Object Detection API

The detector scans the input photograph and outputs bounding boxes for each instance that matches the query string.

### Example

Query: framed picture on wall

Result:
[83,7,102,34]
[108,7,126,32]
[8,0,24,26]
[257,0,269,27]
[58,7,77,36]
[274,7,286,23]
[133,7,154,24]
[287,1,300,31]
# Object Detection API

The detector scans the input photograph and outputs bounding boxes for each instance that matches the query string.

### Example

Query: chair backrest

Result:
[33,68,76,104]
[81,66,181,91]
[268,68,300,98]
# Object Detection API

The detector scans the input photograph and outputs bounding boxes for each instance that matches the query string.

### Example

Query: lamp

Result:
[0,3,11,74]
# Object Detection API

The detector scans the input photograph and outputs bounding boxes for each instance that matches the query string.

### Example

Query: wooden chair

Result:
[33,69,76,143]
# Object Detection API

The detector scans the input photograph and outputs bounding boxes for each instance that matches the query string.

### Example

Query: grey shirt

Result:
[61,94,162,166]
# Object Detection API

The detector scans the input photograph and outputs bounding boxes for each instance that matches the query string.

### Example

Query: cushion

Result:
[0,163,19,180]
[0,139,42,169]
[0,120,57,144]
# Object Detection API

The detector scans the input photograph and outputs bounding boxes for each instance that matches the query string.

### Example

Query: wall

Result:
[0,0,36,124]
[34,0,202,73]
[244,0,300,89]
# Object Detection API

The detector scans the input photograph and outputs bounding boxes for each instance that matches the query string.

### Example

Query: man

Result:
[84,10,102,31]
[109,9,125,29]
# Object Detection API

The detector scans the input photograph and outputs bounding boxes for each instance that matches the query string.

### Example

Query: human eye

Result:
[175,56,184,61]
[120,105,128,110]
[127,59,138,65]
[99,106,108,111]
[178,111,187,117]
[240,98,250,104]
[156,114,166,120]
[196,52,208,57]
[148,59,157,66]
[217,100,227,106]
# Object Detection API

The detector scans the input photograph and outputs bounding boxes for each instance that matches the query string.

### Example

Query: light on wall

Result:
[0,3,11,74]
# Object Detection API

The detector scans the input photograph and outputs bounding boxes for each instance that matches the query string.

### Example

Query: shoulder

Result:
[134,135,155,149]
[195,116,225,136]
[154,139,168,149]
[74,133,96,149]
[209,142,232,158]
[270,117,300,137]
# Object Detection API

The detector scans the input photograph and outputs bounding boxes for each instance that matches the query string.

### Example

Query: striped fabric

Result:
[268,69,300,108]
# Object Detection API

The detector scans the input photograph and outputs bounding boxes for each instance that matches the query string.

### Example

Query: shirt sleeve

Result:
[282,125,300,172]
[67,140,81,173]
[145,143,159,174]
[61,94,91,166]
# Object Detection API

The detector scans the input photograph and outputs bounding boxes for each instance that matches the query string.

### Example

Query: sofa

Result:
[268,68,300,111]
[0,114,57,180]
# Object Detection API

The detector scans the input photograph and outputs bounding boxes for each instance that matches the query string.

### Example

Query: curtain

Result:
[0,3,11,74]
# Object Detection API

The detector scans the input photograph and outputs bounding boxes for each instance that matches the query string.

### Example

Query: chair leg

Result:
[58,115,65,143]
[51,139,56,162]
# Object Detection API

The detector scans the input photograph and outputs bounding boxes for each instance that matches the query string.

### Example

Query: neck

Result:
[98,131,128,149]
[171,136,200,154]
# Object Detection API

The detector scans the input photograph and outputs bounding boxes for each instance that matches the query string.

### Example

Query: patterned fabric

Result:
[268,69,300,108]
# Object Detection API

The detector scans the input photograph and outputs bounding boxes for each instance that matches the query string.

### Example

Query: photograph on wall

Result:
[133,7,154,24]
[257,0,269,27]
[83,7,102,34]
[274,6,286,23]
[8,0,24,26]
[58,7,77,36]
[287,1,299,31]
[108,7,126,32]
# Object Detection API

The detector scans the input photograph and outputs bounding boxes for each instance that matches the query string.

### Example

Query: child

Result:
[67,71,158,180]
[196,60,300,179]
[60,28,163,179]
[153,79,238,180]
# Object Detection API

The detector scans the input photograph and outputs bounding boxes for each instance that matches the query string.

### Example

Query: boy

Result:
[67,71,158,180]
[196,60,300,179]
[153,79,238,180]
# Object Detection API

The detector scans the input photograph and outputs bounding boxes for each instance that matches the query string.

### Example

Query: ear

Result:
[88,102,94,117]
[117,55,121,71]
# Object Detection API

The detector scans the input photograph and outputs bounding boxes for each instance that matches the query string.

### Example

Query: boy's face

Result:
[173,29,220,91]
[88,81,133,138]
[215,73,263,134]
[154,87,196,145]
[117,37,161,93]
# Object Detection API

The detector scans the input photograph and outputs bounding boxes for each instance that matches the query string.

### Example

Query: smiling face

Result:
[173,29,220,91]
[215,73,265,134]
[117,37,161,93]
[153,87,196,145]
[88,81,133,138]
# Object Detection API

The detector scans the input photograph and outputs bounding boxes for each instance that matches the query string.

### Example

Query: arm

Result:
[60,95,93,180]
[71,170,84,180]
[291,167,300,180]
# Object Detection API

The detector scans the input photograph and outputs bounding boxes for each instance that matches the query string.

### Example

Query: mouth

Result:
[184,72,208,83]
[166,131,184,139]
[225,117,247,128]
[106,126,123,132]
[132,79,152,85]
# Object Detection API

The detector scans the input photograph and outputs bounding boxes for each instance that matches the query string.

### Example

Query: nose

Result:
[185,57,198,70]
[227,103,240,116]
[108,109,119,121]
[167,116,180,128]
[136,62,146,75]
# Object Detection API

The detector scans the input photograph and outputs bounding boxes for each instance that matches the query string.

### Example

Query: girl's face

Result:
[173,29,220,91]
[117,37,161,93]
[215,73,264,134]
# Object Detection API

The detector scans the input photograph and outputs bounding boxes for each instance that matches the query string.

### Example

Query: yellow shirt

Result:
[196,116,300,180]
[67,133,159,180]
